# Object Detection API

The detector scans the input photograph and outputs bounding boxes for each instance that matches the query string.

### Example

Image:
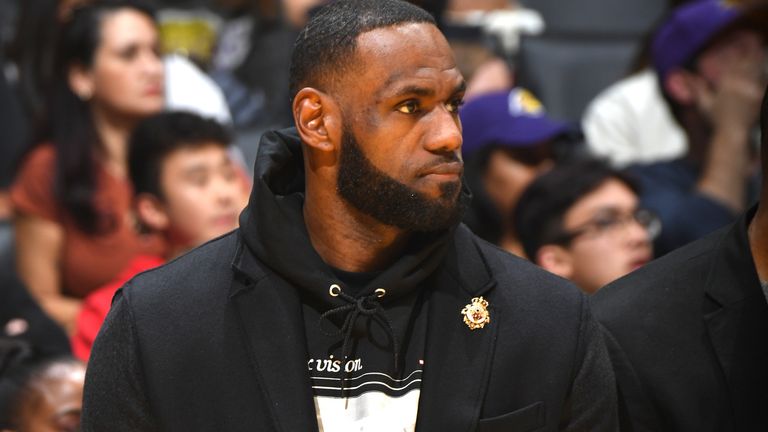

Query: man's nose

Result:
[214,178,237,205]
[624,217,651,246]
[424,107,462,154]
[143,50,164,78]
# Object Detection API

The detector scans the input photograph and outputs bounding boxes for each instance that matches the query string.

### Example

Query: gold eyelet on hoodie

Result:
[375,288,386,298]
[329,284,342,297]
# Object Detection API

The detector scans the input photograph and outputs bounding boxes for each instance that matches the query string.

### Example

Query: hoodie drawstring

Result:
[318,285,400,398]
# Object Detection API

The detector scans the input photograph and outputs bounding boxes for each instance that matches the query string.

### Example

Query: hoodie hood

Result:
[238,128,468,308]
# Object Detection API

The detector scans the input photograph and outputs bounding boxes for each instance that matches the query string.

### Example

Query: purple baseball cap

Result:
[652,0,757,82]
[460,88,571,158]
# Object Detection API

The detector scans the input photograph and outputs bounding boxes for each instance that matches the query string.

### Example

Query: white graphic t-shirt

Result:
[303,282,428,432]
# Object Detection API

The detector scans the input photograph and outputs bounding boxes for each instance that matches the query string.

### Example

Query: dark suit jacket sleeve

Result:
[561,299,619,431]
[598,323,661,432]
[81,285,160,431]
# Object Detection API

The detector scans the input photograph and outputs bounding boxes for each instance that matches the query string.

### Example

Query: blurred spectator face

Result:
[664,27,767,112]
[538,179,654,293]
[13,361,85,432]
[69,8,164,121]
[138,144,241,250]
[695,29,766,87]
[283,0,326,28]
[460,88,568,250]
[483,145,553,220]
[448,0,514,13]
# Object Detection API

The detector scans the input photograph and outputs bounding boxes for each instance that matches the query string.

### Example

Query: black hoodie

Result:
[238,128,466,428]
[82,128,619,432]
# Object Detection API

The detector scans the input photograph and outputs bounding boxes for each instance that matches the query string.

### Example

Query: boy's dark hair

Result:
[129,111,231,198]
[288,0,435,99]
[513,159,639,260]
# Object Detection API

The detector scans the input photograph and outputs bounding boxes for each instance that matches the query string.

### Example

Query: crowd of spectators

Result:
[0,0,767,429]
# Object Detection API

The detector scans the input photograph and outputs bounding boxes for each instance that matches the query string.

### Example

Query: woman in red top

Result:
[11,1,166,334]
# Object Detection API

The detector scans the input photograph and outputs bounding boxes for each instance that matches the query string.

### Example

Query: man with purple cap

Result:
[461,87,574,257]
[625,0,767,257]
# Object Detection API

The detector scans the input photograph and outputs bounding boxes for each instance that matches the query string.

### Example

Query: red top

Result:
[71,255,165,361]
[10,145,166,298]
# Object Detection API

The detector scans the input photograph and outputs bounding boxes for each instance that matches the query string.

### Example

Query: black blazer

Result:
[592,209,768,431]
[82,226,617,431]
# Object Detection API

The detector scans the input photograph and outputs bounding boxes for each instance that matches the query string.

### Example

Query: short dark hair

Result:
[3,355,83,430]
[128,111,231,198]
[513,159,640,260]
[288,0,436,99]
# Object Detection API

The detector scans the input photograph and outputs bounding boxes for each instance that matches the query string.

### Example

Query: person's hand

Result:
[693,41,765,213]
[691,45,766,134]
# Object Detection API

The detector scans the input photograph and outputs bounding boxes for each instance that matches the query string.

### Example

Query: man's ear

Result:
[68,63,94,101]
[135,193,170,232]
[292,87,341,153]
[536,244,574,280]
[664,70,697,106]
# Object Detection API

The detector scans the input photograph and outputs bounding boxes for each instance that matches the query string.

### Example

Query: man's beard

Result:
[336,126,465,232]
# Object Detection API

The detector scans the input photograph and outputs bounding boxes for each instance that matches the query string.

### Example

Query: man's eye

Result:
[118,45,139,61]
[188,174,208,187]
[222,166,238,182]
[446,98,464,113]
[593,216,619,230]
[396,101,419,114]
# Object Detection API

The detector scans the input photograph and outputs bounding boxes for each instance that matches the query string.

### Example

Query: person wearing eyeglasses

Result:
[590,84,768,430]
[513,159,658,294]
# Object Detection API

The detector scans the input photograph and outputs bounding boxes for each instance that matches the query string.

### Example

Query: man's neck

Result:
[748,208,768,282]
[303,190,411,273]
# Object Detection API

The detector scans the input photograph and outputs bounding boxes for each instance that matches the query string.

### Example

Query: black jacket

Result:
[82,129,617,431]
[592,208,768,431]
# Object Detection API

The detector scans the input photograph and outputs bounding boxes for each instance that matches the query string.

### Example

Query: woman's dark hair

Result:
[5,0,60,128]
[40,0,156,234]
[513,159,640,260]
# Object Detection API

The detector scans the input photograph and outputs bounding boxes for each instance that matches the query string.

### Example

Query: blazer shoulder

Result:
[467,229,586,310]
[591,223,728,326]
[123,230,240,304]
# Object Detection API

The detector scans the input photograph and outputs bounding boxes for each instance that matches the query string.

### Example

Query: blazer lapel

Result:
[703,211,768,426]
[417,227,499,432]
[229,240,318,432]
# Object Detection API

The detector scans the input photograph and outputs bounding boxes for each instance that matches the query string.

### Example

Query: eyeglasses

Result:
[551,208,661,245]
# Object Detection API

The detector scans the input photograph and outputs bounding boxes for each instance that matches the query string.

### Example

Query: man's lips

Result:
[629,255,651,271]
[144,85,163,96]
[212,213,238,227]
[421,161,463,177]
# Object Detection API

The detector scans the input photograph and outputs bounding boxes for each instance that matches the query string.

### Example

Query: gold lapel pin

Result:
[461,296,490,330]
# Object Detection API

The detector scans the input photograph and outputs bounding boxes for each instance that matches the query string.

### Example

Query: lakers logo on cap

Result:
[508,88,545,117]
